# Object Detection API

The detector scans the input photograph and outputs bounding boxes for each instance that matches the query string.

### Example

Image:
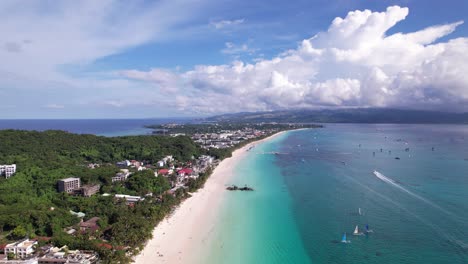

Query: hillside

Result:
[206,108,468,124]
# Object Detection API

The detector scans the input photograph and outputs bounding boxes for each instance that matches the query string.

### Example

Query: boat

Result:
[353,225,363,236]
[365,224,373,233]
[358,208,362,215]
[341,232,350,243]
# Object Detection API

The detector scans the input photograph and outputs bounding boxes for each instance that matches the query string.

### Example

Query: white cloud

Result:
[44,104,65,109]
[102,100,125,108]
[221,42,257,55]
[0,0,207,97]
[210,19,245,29]
[123,6,468,113]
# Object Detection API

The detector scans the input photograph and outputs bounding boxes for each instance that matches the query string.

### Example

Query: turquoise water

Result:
[205,124,468,264]
[205,133,312,263]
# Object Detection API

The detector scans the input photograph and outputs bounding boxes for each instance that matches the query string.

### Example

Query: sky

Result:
[1,0,468,119]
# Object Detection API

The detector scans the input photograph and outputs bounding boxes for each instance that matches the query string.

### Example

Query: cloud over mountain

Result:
[123,6,468,113]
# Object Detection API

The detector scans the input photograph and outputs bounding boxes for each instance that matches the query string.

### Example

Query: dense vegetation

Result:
[206,108,468,124]
[147,122,322,135]
[0,130,203,263]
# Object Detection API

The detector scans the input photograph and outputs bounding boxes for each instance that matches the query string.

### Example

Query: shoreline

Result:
[134,130,291,264]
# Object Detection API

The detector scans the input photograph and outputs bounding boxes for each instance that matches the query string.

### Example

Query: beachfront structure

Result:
[80,184,100,197]
[5,239,37,259]
[0,164,16,179]
[177,168,193,177]
[199,155,213,165]
[0,259,38,264]
[38,247,98,264]
[58,178,81,193]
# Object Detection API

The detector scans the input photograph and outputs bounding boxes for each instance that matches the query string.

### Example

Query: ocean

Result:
[204,124,468,264]
[0,119,189,136]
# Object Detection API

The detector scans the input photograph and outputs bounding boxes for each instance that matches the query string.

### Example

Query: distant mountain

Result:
[206,108,468,124]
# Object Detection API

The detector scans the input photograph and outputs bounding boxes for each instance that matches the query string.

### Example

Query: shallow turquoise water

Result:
[205,124,468,264]
[204,133,311,264]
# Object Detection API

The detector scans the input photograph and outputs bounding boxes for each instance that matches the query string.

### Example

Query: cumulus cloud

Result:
[122,6,468,113]
[210,19,245,29]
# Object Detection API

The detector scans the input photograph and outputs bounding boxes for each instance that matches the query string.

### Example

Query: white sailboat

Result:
[353,225,363,236]
[358,208,362,215]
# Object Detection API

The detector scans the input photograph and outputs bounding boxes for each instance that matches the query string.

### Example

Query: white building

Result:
[5,239,37,259]
[0,164,16,179]
[38,247,97,264]
[162,155,174,164]
[111,169,131,183]
[114,194,144,205]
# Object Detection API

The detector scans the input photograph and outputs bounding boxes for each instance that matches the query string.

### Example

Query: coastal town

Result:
[150,122,319,149]
[0,123,308,263]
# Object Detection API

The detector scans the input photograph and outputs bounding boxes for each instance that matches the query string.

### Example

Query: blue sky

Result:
[1,0,467,118]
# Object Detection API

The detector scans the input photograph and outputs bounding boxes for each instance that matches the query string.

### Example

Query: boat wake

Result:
[338,172,467,251]
[372,170,464,224]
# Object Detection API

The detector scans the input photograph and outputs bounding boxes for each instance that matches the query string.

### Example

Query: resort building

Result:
[38,247,98,264]
[0,164,16,179]
[58,178,81,193]
[5,239,37,259]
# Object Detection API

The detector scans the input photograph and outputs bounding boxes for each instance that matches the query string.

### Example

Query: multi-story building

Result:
[0,164,16,179]
[111,169,131,183]
[5,239,37,259]
[58,178,81,193]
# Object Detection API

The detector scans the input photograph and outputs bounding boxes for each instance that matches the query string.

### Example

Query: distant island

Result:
[205,108,468,124]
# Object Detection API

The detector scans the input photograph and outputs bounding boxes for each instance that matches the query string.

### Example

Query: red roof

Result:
[158,169,169,175]
[177,168,192,175]
[34,237,52,242]
[97,243,112,250]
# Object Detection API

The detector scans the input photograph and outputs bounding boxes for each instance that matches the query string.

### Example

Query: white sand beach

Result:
[134,131,287,264]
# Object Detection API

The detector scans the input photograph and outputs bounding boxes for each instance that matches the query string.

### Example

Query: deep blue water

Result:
[0,119,190,136]
[276,124,468,263]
